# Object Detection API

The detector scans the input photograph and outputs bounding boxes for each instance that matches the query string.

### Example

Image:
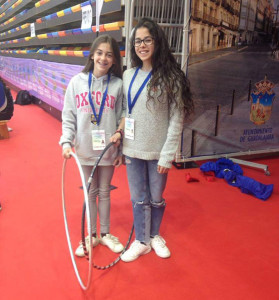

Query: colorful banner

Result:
[0,56,83,111]
[0,50,278,159]
[182,83,279,156]
[184,43,279,161]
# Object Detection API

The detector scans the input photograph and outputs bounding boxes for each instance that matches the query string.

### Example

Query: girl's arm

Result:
[110,84,126,144]
[59,79,77,158]
[110,83,125,167]
[110,117,125,143]
[158,103,184,172]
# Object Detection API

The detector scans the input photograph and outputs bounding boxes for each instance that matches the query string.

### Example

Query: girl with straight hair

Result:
[60,34,125,257]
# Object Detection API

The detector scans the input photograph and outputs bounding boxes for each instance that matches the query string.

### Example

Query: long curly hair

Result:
[83,34,122,79]
[130,18,193,116]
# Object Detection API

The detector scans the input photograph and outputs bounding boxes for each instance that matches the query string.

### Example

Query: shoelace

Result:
[78,237,88,246]
[104,234,120,243]
[153,236,166,247]
[79,236,95,246]
[130,241,145,251]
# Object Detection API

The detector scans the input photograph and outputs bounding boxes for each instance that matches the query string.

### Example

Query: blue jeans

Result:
[125,156,168,244]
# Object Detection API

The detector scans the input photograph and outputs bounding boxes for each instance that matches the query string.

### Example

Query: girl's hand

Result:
[157,165,170,174]
[110,132,121,147]
[63,147,72,159]
[113,155,123,167]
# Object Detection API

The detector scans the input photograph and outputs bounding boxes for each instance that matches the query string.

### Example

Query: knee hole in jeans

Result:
[150,199,166,208]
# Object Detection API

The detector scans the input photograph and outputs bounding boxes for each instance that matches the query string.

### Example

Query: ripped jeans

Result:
[125,156,168,244]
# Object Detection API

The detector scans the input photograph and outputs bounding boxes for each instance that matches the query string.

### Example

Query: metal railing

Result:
[124,0,190,73]
[124,0,191,162]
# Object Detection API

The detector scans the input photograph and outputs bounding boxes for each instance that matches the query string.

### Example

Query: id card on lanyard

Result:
[125,67,152,140]
[125,118,135,140]
[88,71,110,149]
[92,130,106,150]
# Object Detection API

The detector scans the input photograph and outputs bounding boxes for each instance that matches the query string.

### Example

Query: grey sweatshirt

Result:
[122,67,184,168]
[59,72,124,166]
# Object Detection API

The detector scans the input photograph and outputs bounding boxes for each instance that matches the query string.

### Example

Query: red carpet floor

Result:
[0,102,279,300]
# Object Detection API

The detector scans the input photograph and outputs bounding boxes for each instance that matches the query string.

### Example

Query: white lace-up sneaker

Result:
[99,234,124,253]
[121,240,151,262]
[151,235,171,258]
[75,235,99,257]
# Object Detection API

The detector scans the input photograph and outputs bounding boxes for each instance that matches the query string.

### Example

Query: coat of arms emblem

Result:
[250,77,275,125]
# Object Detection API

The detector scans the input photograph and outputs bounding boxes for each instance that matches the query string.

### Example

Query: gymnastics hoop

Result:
[62,151,92,291]
[81,142,134,270]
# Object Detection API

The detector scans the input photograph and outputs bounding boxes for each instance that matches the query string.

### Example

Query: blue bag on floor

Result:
[200,158,273,200]
[200,158,243,178]
[221,170,273,201]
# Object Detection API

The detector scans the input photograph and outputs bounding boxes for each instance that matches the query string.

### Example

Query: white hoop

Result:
[62,152,92,290]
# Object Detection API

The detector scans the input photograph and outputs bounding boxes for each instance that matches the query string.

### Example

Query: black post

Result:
[247,80,252,101]
[190,130,196,157]
[230,89,235,115]
[180,130,184,153]
[215,105,220,136]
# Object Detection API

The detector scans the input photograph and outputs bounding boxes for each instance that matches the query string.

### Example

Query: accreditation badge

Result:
[125,117,135,140]
[92,130,106,150]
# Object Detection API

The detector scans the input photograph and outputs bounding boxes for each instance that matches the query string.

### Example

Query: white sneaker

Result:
[99,234,124,253]
[121,240,151,262]
[75,235,99,257]
[151,235,171,258]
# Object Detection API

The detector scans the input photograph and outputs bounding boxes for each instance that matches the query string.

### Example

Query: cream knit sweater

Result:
[122,67,184,169]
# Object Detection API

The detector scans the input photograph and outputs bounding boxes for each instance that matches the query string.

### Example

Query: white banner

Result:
[30,23,36,37]
[81,5,93,30]
[96,0,104,32]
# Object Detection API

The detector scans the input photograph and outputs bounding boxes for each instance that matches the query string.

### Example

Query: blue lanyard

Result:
[128,67,152,115]
[88,71,111,126]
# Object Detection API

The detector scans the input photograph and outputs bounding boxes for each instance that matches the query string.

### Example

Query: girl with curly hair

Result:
[120,18,193,262]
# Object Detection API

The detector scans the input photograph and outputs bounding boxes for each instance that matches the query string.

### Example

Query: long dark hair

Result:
[83,34,122,79]
[130,18,193,116]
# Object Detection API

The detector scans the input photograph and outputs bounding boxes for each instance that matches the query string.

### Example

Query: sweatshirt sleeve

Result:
[158,104,184,168]
[115,83,125,124]
[59,78,77,149]
[114,82,124,156]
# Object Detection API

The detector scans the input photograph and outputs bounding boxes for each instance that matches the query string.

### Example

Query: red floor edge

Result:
[0,95,279,300]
